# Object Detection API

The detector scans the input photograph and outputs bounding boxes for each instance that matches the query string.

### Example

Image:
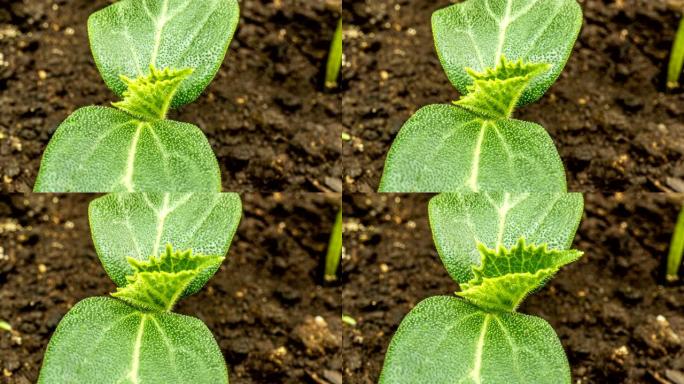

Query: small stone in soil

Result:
[292,315,340,356]
[666,369,684,384]
[323,369,342,384]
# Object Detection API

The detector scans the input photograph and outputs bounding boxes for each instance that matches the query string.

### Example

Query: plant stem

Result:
[667,205,684,281]
[325,18,343,90]
[324,207,343,282]
[668,17,684,89]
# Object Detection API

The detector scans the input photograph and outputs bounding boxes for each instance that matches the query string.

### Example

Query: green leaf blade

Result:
[88,0,239,108]
[432,0,582,105]
[89,193,242,295]
[379,105,566,192]
[428,192,583,283]
[38,297,228,384]
[380,296,570,384]
[33,107,221,192]
[113,247,224,312]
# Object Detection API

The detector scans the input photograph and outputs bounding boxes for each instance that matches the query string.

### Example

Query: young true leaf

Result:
[38,297,228,384]
[428,192,583,282]
[113,66,194,121]
[88,193,241,295]
[378,105,566,192]
[113,246,224,312]
[455,57,550,119]
[88,0,240,108]
[33,107,221,192]
[457,239,583,312]
[432,0,582,106]
[379,296,570,384]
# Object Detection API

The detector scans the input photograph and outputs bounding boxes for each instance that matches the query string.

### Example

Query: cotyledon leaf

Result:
[458,239,583,312]
[88,0,239,108]
[38,297,228,384]
[33,106,221,192]
[428,192,583,283]
[89,193,242,296]
[432,0,582,106]
[378,104,566,192]
[379,296,570,384]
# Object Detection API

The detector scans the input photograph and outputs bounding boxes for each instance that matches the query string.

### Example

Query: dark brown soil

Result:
[0,0,341,193]
[0,193,343,384]
[342,193,684,384]
[342,0,684,193]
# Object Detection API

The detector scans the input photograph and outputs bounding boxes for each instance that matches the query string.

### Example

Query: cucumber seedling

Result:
[669,17,684,89]
[380,192,584,384]
[379,0,582,192]
[34,0,239,192]
[38,193,242,383]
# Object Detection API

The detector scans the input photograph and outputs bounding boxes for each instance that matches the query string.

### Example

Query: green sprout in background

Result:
[0,321,11,332]
[325,207,343,282]
[667,204,684,281]
[668,18,684,89]
[325,18,343,90]
[668,1,684,89]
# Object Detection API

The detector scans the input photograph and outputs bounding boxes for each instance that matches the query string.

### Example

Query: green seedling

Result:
[342,314,357,327]
[0,320,11,332]
[380,192,584,384]
[39,193,242,383]
[34,0,240,192]
[667,204,684,281]
[325,18,343,89]
[379,0,582,192]
[325,207,343,282]
[669,16,684,89]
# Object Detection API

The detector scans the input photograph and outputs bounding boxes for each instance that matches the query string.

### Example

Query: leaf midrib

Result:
[149,0,169,67]
[121,122,146,192]
[127,314,147,384]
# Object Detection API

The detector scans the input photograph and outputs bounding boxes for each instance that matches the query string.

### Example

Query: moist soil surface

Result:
[343,0,684,193]
[0,0,341,193]
[0,193,342,384]
[343,193,684,384]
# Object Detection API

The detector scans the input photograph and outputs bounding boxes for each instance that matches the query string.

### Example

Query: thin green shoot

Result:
[325,18,343,90]
[667,204,684,281]
[324,207,343,282]
[0,320,11,332]
[342,314,357,326]
[668,17,684,89]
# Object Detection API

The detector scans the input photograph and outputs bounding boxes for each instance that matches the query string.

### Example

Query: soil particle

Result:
[343,193,684,384]
[342,0,684,193]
